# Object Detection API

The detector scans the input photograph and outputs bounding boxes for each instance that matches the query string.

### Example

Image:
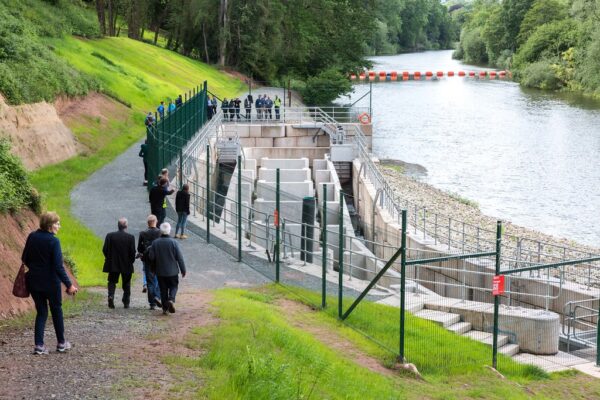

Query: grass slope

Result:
[164,285,600,400]
[30,36,244,286]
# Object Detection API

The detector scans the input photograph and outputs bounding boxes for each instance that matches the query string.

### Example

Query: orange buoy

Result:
[447,71,455,77]
[359,73,366,80]
[390,71,397,81]
[368,71,376,80]
[479,71,487,78]
[499,71,506,79]
[468,71,475,77]
[458,71,466,77]
[379,71,386,80]
[350,74,357,80]
[425,71,433,77]
[489,71,497,79]
[358,112,371,125]
[414,71,421,80]
[436,71,444,77]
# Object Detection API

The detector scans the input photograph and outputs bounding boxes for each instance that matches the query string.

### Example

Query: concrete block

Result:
[261,158,309,169]
[254,199,304,222]
[255,138,273,147]
[313,159,328,172]
[317,135,330,147]
[239,138,255,148]
[249,125,262,137]
[273,137,297,147]
[295,136,319,147]
[414,309,461,328]
[330,144,356,162]
[256,180,313,201]
[314,170,331,187]
[259,168,310,182]
[286,126,319,137]
[234,125,250,138]
[447,322,472,334]
[261,125,286,138]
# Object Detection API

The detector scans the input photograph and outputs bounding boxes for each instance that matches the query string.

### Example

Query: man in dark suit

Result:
[103,218,136,309]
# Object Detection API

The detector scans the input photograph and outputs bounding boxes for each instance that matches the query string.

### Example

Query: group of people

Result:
[218,93,283,121]
[21,168,191,355]
[145,94,184,126]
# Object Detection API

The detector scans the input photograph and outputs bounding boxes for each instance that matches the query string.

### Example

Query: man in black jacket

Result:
[148,222,186,315]
[102,218,136,309]
[137,214,162,310]
[149,177,174,225]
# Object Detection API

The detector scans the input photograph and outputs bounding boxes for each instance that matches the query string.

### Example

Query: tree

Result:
[517,0,568,46]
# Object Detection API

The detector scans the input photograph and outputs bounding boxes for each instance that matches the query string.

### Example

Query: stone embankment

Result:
[379,162,600,285]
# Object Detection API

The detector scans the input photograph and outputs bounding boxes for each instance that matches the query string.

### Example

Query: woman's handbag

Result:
[12,264,30,298]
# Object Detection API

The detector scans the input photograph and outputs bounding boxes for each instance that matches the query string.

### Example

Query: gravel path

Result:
[1,138,269,399]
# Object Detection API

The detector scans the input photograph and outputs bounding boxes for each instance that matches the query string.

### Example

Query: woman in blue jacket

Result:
[22,212,78,355]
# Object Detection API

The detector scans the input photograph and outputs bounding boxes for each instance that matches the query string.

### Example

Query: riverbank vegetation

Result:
[0,140,39,214]
[454,0,600,95]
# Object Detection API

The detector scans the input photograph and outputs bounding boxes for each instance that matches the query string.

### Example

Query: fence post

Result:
[338,190,344,319]
[237,155,242,262]
[179,149,183,189]
[399,209,407,363]
[206,144,211,244]
[596,299,600,366]
[492,220,503,369]
[322,186,328,309]
[275,168,280,283]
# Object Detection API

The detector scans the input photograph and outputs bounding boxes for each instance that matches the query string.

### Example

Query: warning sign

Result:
[492,275,505,296]
[274,210,279,227]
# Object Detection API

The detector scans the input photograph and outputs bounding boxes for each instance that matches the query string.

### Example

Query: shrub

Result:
[0,139,37,213]
[520,59,562,90]
[461,27,488,64]
[300,69,353,106]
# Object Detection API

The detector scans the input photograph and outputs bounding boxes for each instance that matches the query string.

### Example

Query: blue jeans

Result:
[175,212,188,235]
[31,287,64,346]
[144,263,160,306]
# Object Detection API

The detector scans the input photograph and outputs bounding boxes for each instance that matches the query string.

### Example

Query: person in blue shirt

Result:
[22,212,78,355]
[157,101,165,119]
[168,100,176,114]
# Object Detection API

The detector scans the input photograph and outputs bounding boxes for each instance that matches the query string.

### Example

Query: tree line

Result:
[454,0,600,95]
[91,0,457,104]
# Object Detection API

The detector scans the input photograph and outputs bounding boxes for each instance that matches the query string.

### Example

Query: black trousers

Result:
[107,272,132,305]
[157,275,179,311]
[31,287,64,346]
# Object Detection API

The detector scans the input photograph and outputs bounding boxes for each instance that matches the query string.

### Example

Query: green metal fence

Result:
[146,81,208,187]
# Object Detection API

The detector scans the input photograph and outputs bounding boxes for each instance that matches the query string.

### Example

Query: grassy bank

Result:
[162,285,600,399]
[30,36,244,286]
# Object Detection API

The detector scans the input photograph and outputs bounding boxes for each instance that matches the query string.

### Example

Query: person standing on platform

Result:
[274,95,281,120]
[157,101,165,119]
[266,96,273,119]
[168,100,176,114]
[207,96,213,120]
[102,218,136,309]
[244,95,252,119]
[148,223,187,315]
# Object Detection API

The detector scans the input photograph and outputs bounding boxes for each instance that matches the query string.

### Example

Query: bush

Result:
[0,139,37,214]
[460,27,488,64]
[520,60,562,90]
[300,69,352,106]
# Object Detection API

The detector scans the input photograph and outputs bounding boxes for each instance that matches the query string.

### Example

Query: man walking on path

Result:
[137,214,162,310]
[139,140,148,186]
[149,177,174,225]
[175,184,190,239]
[148,222,186,315]
[102,218,136,309]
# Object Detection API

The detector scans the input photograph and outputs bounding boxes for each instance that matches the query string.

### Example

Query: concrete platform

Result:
[414,309,460,328]
[463,331,509,347]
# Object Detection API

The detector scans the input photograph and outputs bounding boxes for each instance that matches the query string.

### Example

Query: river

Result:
[347,50,600,247]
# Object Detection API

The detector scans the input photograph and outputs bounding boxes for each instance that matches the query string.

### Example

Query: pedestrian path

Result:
[71,138,269,291]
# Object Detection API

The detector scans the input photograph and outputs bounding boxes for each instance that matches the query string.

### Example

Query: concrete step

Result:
[414,309,461,328]
[499,343,520,357]
[447,321,472,335]
[463,330,509,347]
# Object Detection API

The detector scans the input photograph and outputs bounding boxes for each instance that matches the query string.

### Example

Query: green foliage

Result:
[460,27,488,64]
[0,139,37,214]
[0,0,100,104]
[513,20,580,69]
[517,0,568,46]
[301,69,353,106]
[576,26,600,94]
[520,60,563,89]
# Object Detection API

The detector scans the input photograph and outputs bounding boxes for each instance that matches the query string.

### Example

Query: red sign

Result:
[274,210,279,227]
[492,275,505,296]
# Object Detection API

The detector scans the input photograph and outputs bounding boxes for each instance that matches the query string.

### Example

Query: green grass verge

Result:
[163,286,600,399]
[28,36,244,286]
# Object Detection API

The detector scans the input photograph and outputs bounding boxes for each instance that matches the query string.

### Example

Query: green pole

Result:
[492,220,502,369]
[369,81,373,116]
[596,299,600,366]
[237,155,242,262]
[399,209,407,363]
[206,144,211,244]
[338,190,344,319]
[275,168,280,283]
[179,149,183,189]
[322,186,328,309]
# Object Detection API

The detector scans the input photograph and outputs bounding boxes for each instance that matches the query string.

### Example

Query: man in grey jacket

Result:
[148,222,187,314]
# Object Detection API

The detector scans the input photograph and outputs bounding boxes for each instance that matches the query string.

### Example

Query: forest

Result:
[454,0,600,94]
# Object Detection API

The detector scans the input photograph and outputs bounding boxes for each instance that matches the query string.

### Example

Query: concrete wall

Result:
[258,168,311,182]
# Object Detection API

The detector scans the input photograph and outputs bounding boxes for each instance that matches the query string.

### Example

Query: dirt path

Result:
[0,288,216,400]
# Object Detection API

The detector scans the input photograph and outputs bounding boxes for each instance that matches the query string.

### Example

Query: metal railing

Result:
[563,298,600,351]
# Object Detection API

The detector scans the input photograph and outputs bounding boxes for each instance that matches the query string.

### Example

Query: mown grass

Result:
[28,36,244,286]
[161,286,600,399]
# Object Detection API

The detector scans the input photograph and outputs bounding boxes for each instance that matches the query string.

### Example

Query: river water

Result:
[348,50,600,247]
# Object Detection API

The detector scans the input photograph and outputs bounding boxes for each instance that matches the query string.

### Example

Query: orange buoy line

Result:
[349,70,508,81]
